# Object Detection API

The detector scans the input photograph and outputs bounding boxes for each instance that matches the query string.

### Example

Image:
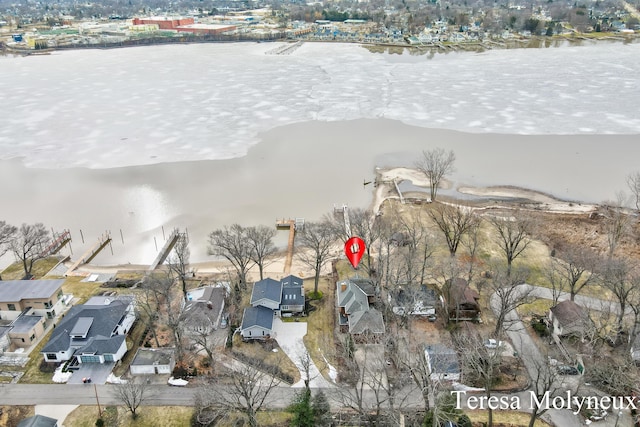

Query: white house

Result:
[41,295,135,364]
[130,348,176,375]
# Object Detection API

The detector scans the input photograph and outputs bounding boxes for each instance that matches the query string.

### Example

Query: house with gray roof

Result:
[240,306,274,341]
[9,314,46,349]
[425,344,461,382]
[279,275,305,314]
[17,414,58,427]
[549,300,590,338]
[183,285,226,335]
[41,295,135,364]
[130,347,176,375]
[0,279,66,321]
[250,278,282,310]
[337,278,384,340]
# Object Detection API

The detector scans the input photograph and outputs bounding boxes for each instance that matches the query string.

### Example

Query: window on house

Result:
[46,353,57,361]
[21,338,25,342]
[8,304,16,311]
[44,300,52,309]
[30,334,36,341]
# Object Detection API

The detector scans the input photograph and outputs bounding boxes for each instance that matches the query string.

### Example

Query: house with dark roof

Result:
[17,414,58,427]
[0,279,66,321]
[130,347,176,375]
[183,285,226,335]
[336,278,384,340]
[240,306,274,341]
[425,344,461,382]
[447,278,480,322]
[549,300,590,338]
[41,295,135,364]
[250,278,282,311]
[390,285,439,316]
[280,275,305,314]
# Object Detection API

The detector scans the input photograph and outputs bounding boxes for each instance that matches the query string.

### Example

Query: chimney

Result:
[341,282,347,292]
[207,301,213,310]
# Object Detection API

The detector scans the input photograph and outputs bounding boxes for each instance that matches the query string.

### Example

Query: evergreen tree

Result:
[288,390,314,427]
[311,390,332,427]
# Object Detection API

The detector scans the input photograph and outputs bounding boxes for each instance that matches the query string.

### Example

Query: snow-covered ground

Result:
[0,41,638,169]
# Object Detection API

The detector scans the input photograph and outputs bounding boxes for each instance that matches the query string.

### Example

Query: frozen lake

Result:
[1,41,639,169]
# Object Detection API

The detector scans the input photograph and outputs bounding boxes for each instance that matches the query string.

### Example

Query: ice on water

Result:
[1,41,639,169]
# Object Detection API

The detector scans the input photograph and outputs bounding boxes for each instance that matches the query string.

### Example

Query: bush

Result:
[531,319,549,337]
[95,418,104,427]
[458,414,472,427]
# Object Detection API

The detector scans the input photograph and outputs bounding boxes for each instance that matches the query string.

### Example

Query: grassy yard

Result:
[0,257,61,280]
[303,276,336,381]
[0,406,35,427]
[65,406,292,427]
[19,327,56,384]
[61,276,103,303]
[466,409,551,426]
[231,335,301,384]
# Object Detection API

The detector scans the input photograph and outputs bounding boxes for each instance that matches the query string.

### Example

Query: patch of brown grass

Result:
[466,409,551,426]
[303,276,337,381]
[65,405,193,427]
[0,406,34,427]
[231,336,300,384]
[1,257,60,280]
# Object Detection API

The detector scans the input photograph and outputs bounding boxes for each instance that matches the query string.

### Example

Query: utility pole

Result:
[94,383,102,418]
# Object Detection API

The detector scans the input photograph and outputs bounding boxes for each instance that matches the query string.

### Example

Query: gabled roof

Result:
[348,308,385,335]
[350,278,376,296]
[241,306,274,331]
[17,415,58,427]
[425,344,460,374]
[131,347,175,366]
[281,280,304,307]
[550,300,588,327]
[77,335,126,355]
[184,286,226,326]
[448,278,480,308]
[281,275,303,287]
[42,296,133,354]
[250,278,282,306]
[337,279,369,315]
[0,280,64,303]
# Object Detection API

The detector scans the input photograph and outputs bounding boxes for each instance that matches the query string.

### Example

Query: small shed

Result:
[549,300,589,338]
[129,348,176,375]
[17,415,58,427]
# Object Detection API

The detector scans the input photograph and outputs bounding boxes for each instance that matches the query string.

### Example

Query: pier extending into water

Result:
[65,231,111,276]
[149,228,187,271]
[276,218,304,275]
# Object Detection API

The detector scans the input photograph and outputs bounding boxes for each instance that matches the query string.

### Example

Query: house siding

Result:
[241,325,271,339]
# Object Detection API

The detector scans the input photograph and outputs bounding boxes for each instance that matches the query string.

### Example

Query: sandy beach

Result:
[1,118,639,271]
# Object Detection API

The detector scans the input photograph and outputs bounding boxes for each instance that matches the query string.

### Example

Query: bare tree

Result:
[489,211,533,276]
[486,265,534,336]
[460,214,483,284]
[428,203,479,257]
[143,272,185,360]
[208,224,254,290]
[112,378,155,419]
[195,362,280,427]
[10,223,51,279]
[454,330,504,427]
[525,354,562,427]
[0,221,17,281]
[602,193,631,258]
[246,225,277,281]
[296,220,335,294]
[547,245,598,301]
[329,208,382,278]
[167,234,191,298]
[395,208,434,286]
[627,171,640,212]
[186,309,219,371]
[600,257,637,338]
[415,148,456,201]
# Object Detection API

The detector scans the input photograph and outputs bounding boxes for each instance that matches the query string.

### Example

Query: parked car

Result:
[484,339,503,349]
[557,365,579,375]
[427,314,437,322]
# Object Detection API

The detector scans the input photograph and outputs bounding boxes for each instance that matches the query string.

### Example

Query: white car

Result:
[484,339,503,349]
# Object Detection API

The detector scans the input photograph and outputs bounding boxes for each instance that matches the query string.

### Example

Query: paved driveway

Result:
[271,317,333,388]
[66,362,115,385]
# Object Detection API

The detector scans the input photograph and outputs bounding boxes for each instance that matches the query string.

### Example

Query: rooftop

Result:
[0,280,64,303]
[131,347,175,366]
[10,315,43,334]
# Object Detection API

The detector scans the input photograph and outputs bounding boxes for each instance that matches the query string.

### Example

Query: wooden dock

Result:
[393,178,405,204]
[334,204,351,236]
[65,231,111,276]
[40,229,71,258]
[149,228,186,271]
[276,218,304,275]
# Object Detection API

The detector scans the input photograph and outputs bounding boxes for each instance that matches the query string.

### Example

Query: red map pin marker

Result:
[345,236,366,269]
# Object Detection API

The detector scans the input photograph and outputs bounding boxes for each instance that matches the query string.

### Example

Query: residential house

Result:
[0,279,66,321]
[130,348,176,375]
[8,313,46,349]
[250,278,282,311]
[425,344,461,382]
[390,285,439,316]
[41,295,135,364]
[336,278,384,340]
[17,415,59,427]
[447,278,480,322]
[549,300,590,338]
[183,285,226,335]
[240,306,274,341]
[280,275,305,315]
